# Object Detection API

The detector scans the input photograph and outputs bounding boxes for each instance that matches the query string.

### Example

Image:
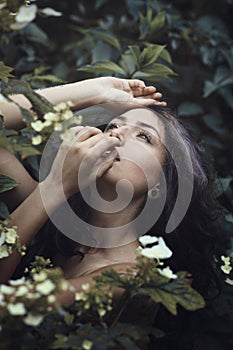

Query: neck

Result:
[86,192,144,248]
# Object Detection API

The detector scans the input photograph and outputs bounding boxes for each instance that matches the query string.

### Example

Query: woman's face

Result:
[98,108,166,199]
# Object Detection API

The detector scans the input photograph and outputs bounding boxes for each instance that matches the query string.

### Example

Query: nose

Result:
[109,125,130,145]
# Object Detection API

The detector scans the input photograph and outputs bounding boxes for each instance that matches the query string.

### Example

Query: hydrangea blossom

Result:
[23,313,44,326]
[139,237,172,260]
[157,266,177,279]
[7,302,26,316]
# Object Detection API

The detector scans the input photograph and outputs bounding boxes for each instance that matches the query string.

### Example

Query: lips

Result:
[102,148,120,162]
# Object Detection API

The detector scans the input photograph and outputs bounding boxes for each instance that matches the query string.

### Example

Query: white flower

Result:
[54,123,62,131]
[23,313,44,326]
[5,228,17,244]
[221,255,231,265]
[82,340,93,350]
[0,285,15,294]
[15,285,28,297]
[27,292,40,299]
[0,232,6,246]
[32,135,42,145]
[225,278,233,286]
[61,110,73,120]
[44,112,59,122]
[7,302,26,316]
[47,295,56,303]
[31,120,45,132]
[157,266,177,279]
[54,102,67,112]
[15,5,37,23]
[59,280,70,291]
[221,264,232,274]
[33,271,47,282]
[60,129,75,141]
[75,292,86,301]
[39,7,62,17]
[81,283,90,292]
[9,278,26,286]
[140,237,172,260]
[35,279,56,295]
[0,244,9,259]
[98,308,106,317]
[138,235,158,246]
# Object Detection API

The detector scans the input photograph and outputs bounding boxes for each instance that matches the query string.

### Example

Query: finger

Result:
[138,92,163,100]
[88,136,120,161]
[96,156,115,177]
[74,126,102,142]
[132,98,167,107]
[132,86,157,97]
[126,79,146,90]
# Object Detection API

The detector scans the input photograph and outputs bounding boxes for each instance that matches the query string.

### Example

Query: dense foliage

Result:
[0,0,233,349]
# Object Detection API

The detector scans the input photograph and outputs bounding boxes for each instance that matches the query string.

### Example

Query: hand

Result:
[89,77,167,107]
[43,126,121,199]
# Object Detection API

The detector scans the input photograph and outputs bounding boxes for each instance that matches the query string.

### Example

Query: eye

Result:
[105,122,119,131]
[137,130,152,144]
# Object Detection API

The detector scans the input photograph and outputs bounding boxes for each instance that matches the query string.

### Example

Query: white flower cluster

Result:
[30,101,82,145]
[75,283,112,318]
[0,1,62,31]
[220,254,233,286]
[138,235,177,279]
[0,221,24,259]
[0,269,70,327]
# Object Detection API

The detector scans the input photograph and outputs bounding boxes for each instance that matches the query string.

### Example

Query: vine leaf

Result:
[0,61,14,80]
[0,174,19,193]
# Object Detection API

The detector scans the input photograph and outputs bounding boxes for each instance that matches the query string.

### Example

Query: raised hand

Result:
[84,77,167,107]
[43,126,121,200]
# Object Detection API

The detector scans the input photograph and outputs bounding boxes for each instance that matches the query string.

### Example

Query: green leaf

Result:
[203,81,218,98]
[85,28,121,51]
[150,11,166,32]
[120,53,136,76]
[133,63,176,81]
[23,23,50,47]
[64,312,75,325]
[0,174,19,193]
[0,202,10,219]
[78,60,125,75]
[139,45,166,67]
[159,48,172,63]
[138,272,205,315]
[178,102,204,117]
[128,45,141,69]
[213,177,233,198]
[0,61,14,80]
[13,145,41,160]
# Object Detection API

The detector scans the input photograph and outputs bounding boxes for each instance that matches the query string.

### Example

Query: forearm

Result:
[0,79,100,130]
[0,147,37,212]
[0,181,64,283]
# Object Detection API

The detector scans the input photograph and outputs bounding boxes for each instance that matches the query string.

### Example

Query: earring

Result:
[148,183,160,200]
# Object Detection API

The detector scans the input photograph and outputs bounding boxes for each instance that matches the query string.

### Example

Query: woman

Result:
[0,77,168,291]
[1,76,229,348]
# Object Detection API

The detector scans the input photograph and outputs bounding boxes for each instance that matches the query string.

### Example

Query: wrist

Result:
[39,178,67,214]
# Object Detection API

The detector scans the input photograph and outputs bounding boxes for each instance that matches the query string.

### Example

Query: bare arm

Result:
[0,77,166,130]
[0,126,120,282]
[0,147,37,212]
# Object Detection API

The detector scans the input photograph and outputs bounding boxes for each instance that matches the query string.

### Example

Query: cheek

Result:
[123,157,162,192]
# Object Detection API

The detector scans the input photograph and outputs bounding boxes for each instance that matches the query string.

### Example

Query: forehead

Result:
[112,108,165,140]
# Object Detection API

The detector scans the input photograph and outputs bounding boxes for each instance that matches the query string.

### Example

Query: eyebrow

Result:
[114,115,161,140]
